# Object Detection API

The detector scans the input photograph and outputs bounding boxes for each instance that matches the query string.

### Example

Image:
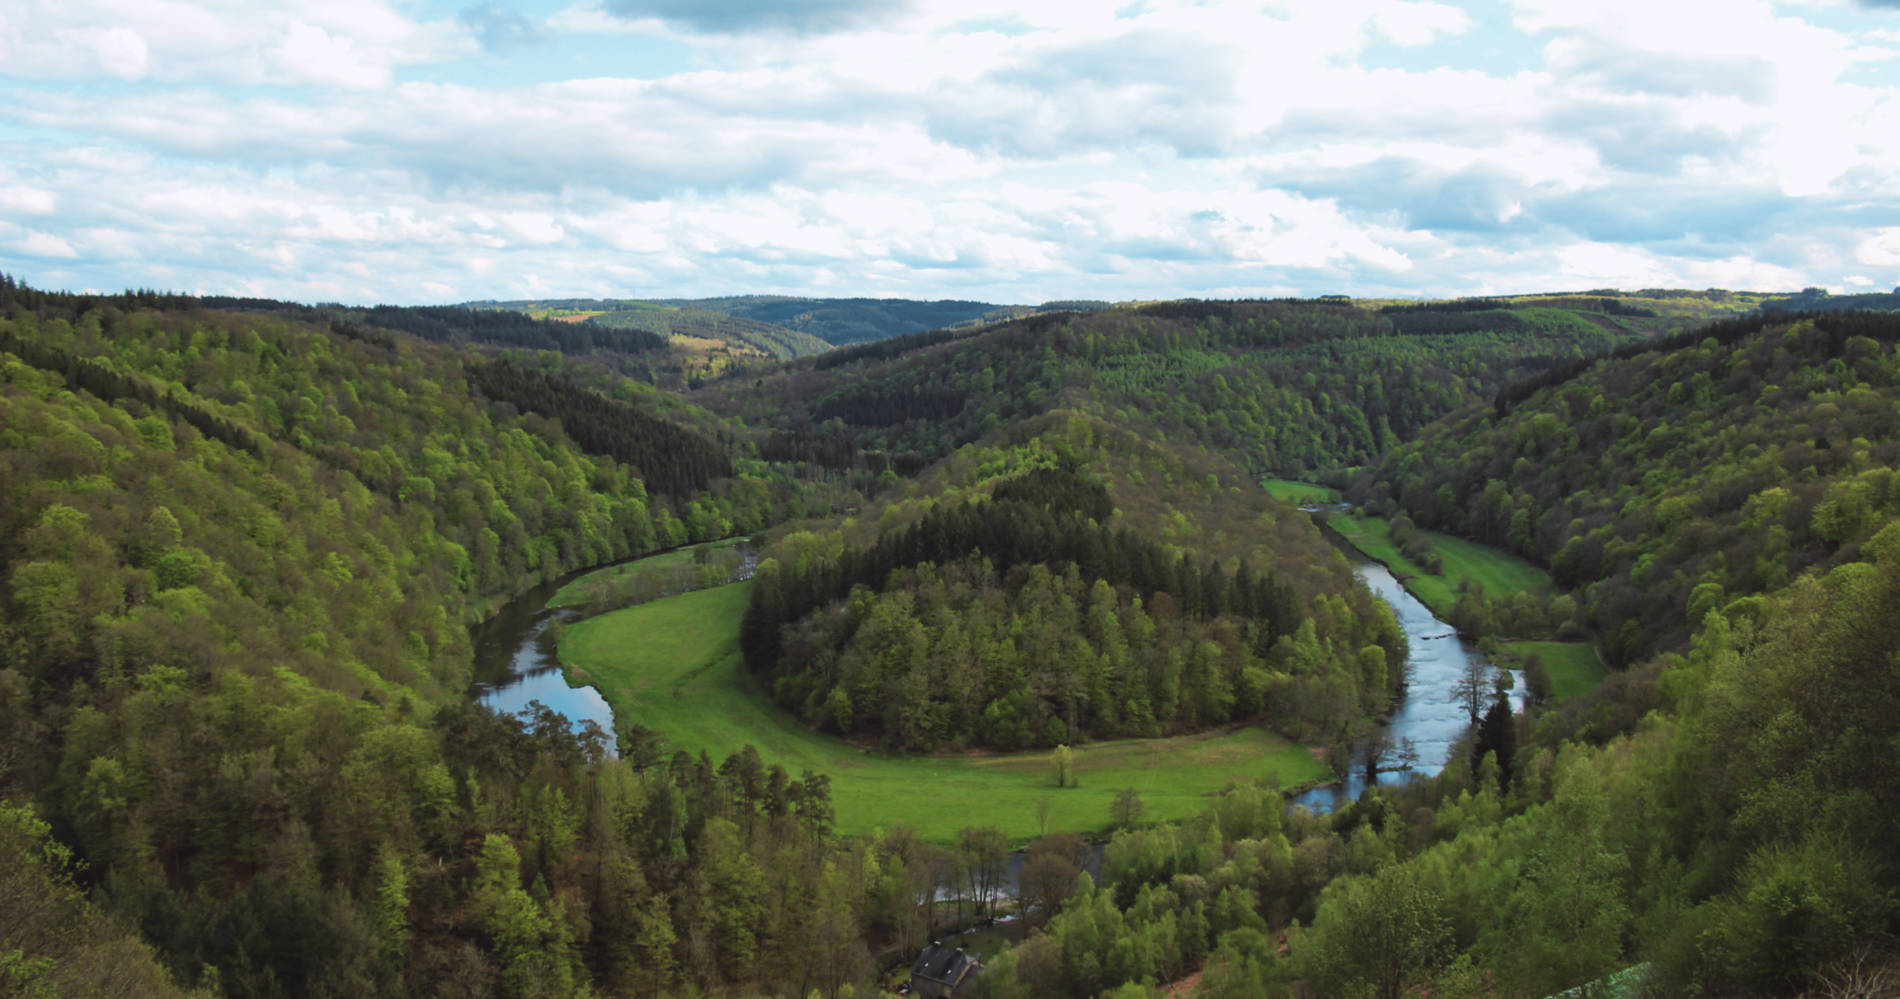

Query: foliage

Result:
[742,433,1405,752]
[0,280,879,997]
[467,357,733,496]
[1358,312,1900,666]
[700,295,1747,479]
[0,799,189,997]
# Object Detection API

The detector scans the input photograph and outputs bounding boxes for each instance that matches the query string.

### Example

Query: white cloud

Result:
[93,26,151,80]
[0,0,471,88]
[1858,227,1900,267]
[1,0,1895,302]
[18,231,80,258]
[1374,0,1472,45]
[0,187,57,214]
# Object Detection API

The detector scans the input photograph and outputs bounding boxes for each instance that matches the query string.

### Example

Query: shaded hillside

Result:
[1761,286,1900,314]
[666,295,1060,346]
[474,295,1077,357]
[1355,310,1900,667]
[700,294,1751,478]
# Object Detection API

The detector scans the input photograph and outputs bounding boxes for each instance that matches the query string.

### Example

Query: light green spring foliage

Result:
[0,800,194,998]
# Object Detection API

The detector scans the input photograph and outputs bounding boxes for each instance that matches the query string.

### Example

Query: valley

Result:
[3,276,1898,999]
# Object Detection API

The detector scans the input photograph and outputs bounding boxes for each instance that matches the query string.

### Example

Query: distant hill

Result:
[475,295,1109,355]
[464,298,830,361]
[658,295,1105,346]
[695,292,1759,478]
[1761,286,1900,313]
[585,305,833,359]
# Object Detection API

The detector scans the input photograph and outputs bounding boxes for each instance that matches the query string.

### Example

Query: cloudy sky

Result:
[4,0,1900,305]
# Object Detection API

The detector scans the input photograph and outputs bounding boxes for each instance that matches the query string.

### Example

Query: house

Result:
[909,941,981,998]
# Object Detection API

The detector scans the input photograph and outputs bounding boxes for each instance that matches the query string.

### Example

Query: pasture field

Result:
[1502,640,1608,701]
[557,582,1329,845]
[1259,478,1341,505]
[1323,512,1551,618]
[548,539,746,608]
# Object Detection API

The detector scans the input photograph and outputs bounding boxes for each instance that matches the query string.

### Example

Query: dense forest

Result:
[697,294,1759,477]
[7,270,1900,999]
[646,296,1082,347]
[744,440,1405,753]
[0,278,894,997]
[1356,311,1900,667]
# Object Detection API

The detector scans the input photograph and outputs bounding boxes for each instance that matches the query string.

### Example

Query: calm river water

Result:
[471,542,1510,810]
[469,546,759,752]
[1290,562,1524,811]
[469,572,619,747]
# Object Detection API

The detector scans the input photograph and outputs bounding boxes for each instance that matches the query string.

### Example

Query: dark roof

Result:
[911,944,980,988]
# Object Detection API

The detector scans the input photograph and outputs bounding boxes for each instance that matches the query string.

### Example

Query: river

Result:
[469,544,760,752]
[472,540,1510,808]
[1289,561,1525,811]
[468,573,619,747]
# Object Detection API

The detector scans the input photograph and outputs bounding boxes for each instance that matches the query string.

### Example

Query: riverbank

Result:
[1319,510,1551,623]
[1276,487,1606,704]
[1290,562,1527,811]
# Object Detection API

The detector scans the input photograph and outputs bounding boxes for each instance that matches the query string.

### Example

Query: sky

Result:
[4,0,1900,305]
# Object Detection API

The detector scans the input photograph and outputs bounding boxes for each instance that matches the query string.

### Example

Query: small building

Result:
[910,941,981,999]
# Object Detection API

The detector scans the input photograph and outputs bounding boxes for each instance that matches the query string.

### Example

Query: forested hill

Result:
[472,295,1100,360]
[698,292,1758,478]
[0,279,888,996]
[1761,285,1900,314]
[1356,311,1900,667]
[15,270,1900,999]
[743,411,1406,753]
[652,295,1088,346]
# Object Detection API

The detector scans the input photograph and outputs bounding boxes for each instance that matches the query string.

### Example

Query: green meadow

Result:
[557,581,1329,845]
[1322,512,1551,618]
[1502,640,1608,702]
[1260,478,1342,506]
[1322,512,1608,700]
[548,539,747,608]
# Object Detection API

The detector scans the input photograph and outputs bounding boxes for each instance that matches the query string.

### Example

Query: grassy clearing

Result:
[1502,641,1607,701]
[1260,479,1341,505]
[1323,512,1552,618]
[559,582,1329,845]
[549,539,746,609]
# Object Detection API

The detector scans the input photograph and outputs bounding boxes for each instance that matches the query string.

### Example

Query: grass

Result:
[1260,478,1342,505]
[1323,514,1610,700]
[558,582,1330,845]
[1323,512,1552,619]
[548,539,745,609]
[1501,641,1607,701]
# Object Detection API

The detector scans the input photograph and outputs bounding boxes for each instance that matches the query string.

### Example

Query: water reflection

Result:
[469,578,619,753]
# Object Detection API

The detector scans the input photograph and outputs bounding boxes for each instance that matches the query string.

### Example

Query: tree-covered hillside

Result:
[1356,311,1900,667]
[701,294,1754,478]
[964,312,1900,999]
[743,412,1406,754]
[968,540,1900,998]
[0,279,892,997]
[658,295,1075,346]
[9,272,1898,999]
